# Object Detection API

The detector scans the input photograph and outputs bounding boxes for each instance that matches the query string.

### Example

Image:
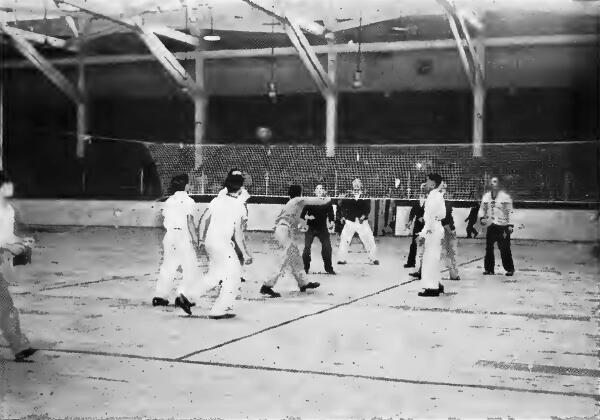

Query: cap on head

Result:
[288,185,302,198]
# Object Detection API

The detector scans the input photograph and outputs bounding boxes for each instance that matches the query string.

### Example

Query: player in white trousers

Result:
[336,178,379,265]
[418,173,447,297]
[260,185,331,298]
[0,172,37,361]
[176,171,252,319]
[152,174,200,307]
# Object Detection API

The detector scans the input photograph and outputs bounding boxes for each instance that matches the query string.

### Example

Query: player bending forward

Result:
[176,171,252,319]
[260,185,331,298]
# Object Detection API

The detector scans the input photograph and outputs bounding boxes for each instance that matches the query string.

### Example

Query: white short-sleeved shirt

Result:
[162,191,195,232]
[0,203,17,246]
[219,187,250,221]
[479,190,513,226]
[205,194,246,246]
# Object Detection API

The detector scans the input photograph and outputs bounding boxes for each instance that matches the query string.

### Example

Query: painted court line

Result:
[176,257,484,361]
[386,305,592,322]
[476,360,600,378]
[39,276,137,291]
[18,346,600,401]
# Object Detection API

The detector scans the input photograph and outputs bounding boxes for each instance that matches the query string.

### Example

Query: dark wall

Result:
[3,86,598,198]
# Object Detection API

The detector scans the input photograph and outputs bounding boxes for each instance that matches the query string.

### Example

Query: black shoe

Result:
[404,263,415,268]
[260,285,281,298]
[325,269,336,275]
[175,294,193,315]
[337,261,347,265]
[466,235,472,239]
[483,271,494,275]
[152,297,169,307]
[438,283,444,294]
[372,260,380,265]
[299,282,320,292]
[418,288,440,297]
[209,313,236,320]
[449,276,461,281]
[505,271,514,276]
[14,348,38,362]
[240,277,246,283]
[409,271,421,278]
[304,267,309,274]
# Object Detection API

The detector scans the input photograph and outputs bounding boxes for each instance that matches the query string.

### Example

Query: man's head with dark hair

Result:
[424,173,442,192]
[288,185,302,199]
[170,174,189,194]
[0,171,9,186]
[224,170,244,194]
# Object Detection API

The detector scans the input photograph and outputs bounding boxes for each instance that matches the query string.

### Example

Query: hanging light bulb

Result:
[267,17,277,103]
[353,15,363,89]
[352,69,363,89]
[203,7,220,41]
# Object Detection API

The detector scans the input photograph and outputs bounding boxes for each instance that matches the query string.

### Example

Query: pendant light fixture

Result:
[267,18,278,103]
[352,15,363,89]
[203,7,220,41]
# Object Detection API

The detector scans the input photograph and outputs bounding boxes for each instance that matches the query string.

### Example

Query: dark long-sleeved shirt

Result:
[339,195,371,221]
[409,203,425,233]
[300,203,334,231]
[441,201,455,230]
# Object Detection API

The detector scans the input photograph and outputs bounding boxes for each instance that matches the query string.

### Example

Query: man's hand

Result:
[405,223,412,230]
[507,226,514,234]
[340,217,346,224]
[359,216,366,223]
[418,217,424,223]
[418,236,425,246]
[305,215,316,220]
[480,217,488,226]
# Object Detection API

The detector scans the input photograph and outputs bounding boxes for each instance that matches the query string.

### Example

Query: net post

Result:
[325,39,337,158]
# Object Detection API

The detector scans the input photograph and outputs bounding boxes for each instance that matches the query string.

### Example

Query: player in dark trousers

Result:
[479,177,515,276]
[301,184,336,275]
[465,205,479,238]
[405,183,426,268]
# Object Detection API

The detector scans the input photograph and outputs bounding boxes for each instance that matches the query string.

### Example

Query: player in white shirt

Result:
[152,174,200,307]
[479,176,515,276]
[418,173,447,297]
[0,172,37,361]
[175,172,252,319]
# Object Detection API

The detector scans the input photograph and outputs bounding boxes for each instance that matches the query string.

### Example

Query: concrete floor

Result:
[0,227,598,419]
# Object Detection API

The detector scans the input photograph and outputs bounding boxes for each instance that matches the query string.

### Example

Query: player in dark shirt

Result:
[300,185,336,274]
[405,185,425,268]
[465,205,479,238]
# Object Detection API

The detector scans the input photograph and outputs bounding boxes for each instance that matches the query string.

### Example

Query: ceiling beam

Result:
[0,19,81,103]
[146,24,201,47]
[284,16,333,97]
[0,23,75,51]
[240,0,332,39]
[133,20,201,97]
[1,34,596,69]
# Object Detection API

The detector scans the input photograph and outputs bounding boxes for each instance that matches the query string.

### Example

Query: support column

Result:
[472,36,485,157]
[194,57,206,168]
[76,18,89,159]
[0,75,3,172]
[325,41,337,157]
